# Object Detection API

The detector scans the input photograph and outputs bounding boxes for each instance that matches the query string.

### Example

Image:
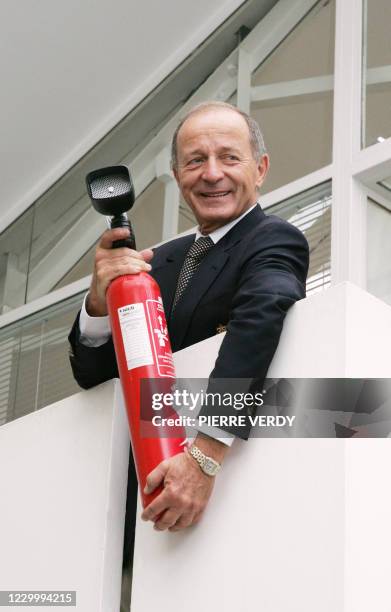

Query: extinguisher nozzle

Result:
[86,165,135,217]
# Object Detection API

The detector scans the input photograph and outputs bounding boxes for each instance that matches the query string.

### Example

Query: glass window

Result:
[0,208,34,314]
[362,0,391,147]
[53,240,98,291]
[251,0,335,194]
[267,182,331,295]
[0,332,21,426]
[27,179,91,300]
[0,294,83,427]
[131,180,197,246]
[367,195,391,305]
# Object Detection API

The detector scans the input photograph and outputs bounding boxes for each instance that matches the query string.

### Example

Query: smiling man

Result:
[172,105,268,234]
[69,101,309,542]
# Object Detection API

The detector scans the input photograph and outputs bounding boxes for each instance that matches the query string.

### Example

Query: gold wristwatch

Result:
[189,444,221,476]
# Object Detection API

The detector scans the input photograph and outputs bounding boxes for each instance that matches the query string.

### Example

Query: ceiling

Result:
[0,0,249,228]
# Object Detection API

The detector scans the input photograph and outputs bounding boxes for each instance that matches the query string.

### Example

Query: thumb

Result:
[144,461,168,494]
[140,248,154,263]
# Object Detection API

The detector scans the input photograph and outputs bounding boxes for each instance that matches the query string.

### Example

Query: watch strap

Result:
[189,444,221,476]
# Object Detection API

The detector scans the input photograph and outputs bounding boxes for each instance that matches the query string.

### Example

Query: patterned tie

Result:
[171,235,214,311]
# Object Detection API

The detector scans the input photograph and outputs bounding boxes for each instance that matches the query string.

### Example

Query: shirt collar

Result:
[195,203,259,244]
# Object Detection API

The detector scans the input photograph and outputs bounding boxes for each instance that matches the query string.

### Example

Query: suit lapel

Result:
[169,205,266,349]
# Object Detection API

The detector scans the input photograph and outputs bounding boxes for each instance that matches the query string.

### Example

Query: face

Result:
[173,108,269,233]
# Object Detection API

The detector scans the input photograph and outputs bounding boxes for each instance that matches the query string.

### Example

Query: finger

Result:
[144,461,168,495]
[96,246,147,262]
[167,512,195,532]
[99,228,130,249]
[141,490,171,522]
[96,250,152,277]
[170,508,205,532]
[139,248,154,263]
[153,509,181,531]
[103,256,151,273]
[96,260,151,285]
[192,510,204,526]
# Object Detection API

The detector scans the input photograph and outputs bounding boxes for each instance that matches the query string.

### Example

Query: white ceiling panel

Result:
[0,0,244,227]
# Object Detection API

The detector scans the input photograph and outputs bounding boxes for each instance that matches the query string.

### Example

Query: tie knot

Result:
[187,236,214,260]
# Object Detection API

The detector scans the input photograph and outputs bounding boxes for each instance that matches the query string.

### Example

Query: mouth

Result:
[200,190,231,199]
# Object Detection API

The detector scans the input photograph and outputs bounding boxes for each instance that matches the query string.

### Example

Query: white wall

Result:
[0,0,243,230]
[131,282,391,612]
[0,380,129,612]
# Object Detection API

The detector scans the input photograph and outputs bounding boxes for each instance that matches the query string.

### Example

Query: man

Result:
[69,101,309,537]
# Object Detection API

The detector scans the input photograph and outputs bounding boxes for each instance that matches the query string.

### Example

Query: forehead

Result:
[176,108,251,153]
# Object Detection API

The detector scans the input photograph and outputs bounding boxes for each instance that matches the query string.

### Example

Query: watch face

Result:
[203,458,219,476]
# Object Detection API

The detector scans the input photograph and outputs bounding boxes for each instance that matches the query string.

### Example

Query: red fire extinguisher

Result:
[86,165,186,508]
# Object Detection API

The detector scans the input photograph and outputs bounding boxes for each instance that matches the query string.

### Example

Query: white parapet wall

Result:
[0,282,390,611]
[132,282,391,612]
[0,380,130,612]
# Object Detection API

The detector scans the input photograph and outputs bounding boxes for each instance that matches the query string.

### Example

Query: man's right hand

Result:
[86,228,154,317]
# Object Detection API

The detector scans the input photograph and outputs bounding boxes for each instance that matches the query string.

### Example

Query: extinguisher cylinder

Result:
[107,271,186,508]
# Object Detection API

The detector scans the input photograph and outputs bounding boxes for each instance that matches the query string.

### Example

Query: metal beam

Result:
[331,0,366,288]
[162,180,180,242]
[352,139,391,184]
[252,75,334,102]
[155,147,180,241]
[237,47,251,113]
[365,185,391,213]
[240,0,318,66]
[251,66,391,104]
[260,165,333,210]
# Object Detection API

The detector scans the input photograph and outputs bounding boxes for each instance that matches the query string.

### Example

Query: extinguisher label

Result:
[117,303,154,370]
[145,298,175,378]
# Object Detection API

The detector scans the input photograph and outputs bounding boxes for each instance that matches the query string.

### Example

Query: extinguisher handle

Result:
[110,215,136,250]
[112,236,136,250]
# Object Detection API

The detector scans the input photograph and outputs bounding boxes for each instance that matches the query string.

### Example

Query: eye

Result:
[187,157,204,165]
[222,154,239,162]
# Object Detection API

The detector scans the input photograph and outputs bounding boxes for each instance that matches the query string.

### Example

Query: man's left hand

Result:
[141,435,228,532]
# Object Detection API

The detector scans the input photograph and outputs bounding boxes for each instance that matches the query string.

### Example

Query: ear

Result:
[255,154,269,190]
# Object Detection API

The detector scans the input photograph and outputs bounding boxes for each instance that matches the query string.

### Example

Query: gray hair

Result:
[170,100,267,169]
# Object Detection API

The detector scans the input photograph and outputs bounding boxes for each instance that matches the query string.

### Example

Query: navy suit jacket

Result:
[69,205,309,439]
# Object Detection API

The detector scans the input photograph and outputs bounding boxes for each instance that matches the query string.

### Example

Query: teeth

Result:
[203,191,229,197]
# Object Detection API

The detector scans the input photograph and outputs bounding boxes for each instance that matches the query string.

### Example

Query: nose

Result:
[201,157,224,183]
